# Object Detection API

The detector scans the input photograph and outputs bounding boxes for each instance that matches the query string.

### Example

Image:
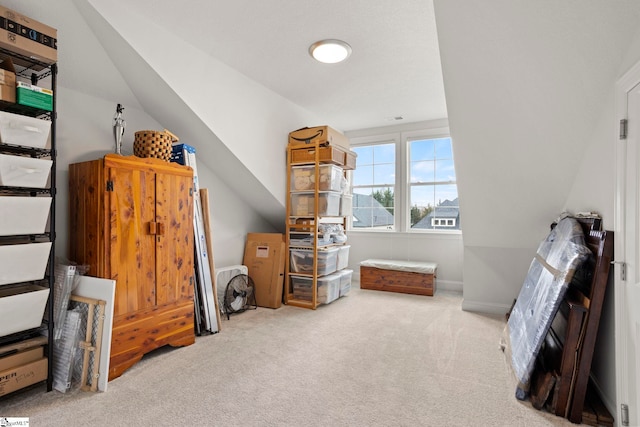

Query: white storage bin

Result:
[0,196,51,235]
[0,242,52,285]
[290,191,341,217]
[340,194,352,217]
[290,273,341,304]
[338,268,353,297]
[336,245,350,270]
[0,284,49,336]
[290,164,344,192]
[290,247,339,276]
[0,111,51,149]
[0,154,52,188]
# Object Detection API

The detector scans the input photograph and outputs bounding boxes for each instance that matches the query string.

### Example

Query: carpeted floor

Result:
[1,284,575,426]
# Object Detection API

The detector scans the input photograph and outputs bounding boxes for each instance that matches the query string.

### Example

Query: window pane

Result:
[373,144,395,163]
[409,185,434,228]
[353,165,373,186]
[410,160,435,183]
[434,184,458,206]
[435,158,456,182]
[435,137,453,159]
[353,146,373,165]
[410,139,435,162]
[410,184,459,230]
[373,163,395,186]
[352,187,395,229]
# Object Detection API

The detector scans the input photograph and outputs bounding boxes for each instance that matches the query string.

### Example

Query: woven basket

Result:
[133,129,178,161]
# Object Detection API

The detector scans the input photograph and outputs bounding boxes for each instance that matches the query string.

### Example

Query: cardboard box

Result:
[0,5,57,68]
[243,233,285,309]
[289,126,350,150]
[16,81,53,111]
[0,346,43,372]
[0,356,47,397]
[0,54,15,103]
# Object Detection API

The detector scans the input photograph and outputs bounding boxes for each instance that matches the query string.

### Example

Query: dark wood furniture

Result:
[360,265,436,296]
[532,217,613,425]
[69,154,195,380]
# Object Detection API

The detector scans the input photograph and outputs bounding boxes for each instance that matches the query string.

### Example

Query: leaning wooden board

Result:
[200,188,222,332]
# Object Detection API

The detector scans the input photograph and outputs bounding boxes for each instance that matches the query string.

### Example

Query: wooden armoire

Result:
[68,154,196,380]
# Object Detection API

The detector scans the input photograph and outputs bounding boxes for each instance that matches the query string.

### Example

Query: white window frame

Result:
[347,133,400,231]
[347,120,460,235]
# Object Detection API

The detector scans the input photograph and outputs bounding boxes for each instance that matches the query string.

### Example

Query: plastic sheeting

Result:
[506,217,591,395]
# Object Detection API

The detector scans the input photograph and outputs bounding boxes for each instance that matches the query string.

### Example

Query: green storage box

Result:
[16,81,53,111]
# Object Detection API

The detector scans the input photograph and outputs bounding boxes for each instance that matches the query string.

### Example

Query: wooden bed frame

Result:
[530,217,614,425]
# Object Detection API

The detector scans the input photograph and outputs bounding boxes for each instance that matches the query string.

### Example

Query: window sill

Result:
[348,229,462,240]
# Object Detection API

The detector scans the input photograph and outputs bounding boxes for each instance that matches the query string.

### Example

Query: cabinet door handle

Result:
[157,222,165,236]
[149,222,157,235]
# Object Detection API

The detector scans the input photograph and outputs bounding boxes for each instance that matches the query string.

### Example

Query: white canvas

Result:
[72,276,116,392]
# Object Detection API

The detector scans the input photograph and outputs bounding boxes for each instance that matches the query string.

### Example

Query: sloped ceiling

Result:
[434,0,640,248]
[88,0,447,133]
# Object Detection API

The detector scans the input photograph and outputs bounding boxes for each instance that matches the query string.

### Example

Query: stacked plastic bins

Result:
[288,162,351,305]
[0,110,54,396]
[0,111,53,335]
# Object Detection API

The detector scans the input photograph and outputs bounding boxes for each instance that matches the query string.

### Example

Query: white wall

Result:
[1,0,279,269]
[434,0,640,417]
[434,0,640,311]
[56,88,276,268]
[348,232,463,291]
[74,0,325,228]
[563,24,640,415]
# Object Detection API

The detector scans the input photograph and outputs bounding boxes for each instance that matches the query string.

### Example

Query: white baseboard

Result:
[462,299,511,316]
[436,279,463,292]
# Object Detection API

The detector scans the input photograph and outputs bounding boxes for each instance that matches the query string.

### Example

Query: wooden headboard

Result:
[533,217,613,425]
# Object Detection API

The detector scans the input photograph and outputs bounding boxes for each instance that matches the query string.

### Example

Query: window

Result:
[409,137,459,230]
[351,143,396,230]
[348,124,459,233]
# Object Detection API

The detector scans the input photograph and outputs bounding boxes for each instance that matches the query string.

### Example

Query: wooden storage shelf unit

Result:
[285,138,354,309]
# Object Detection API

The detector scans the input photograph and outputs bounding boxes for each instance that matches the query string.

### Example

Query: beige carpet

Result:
[1,284,575,426]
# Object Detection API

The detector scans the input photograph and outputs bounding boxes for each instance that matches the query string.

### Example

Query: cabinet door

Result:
[155,172,194,306]
[108,164,157,317]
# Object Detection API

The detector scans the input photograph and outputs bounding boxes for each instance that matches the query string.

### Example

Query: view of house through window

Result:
[351,143,396,230]
[350,134,459,232]
[409,137,459,230]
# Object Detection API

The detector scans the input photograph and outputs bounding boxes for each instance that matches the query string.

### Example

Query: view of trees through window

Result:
[409,137,458,230]
[351,143,396,229]
[351,135,458,232]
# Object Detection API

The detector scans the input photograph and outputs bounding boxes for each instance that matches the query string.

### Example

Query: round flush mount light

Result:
[309,39,352,64]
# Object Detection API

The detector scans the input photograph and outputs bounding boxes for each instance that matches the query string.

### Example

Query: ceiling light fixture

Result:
[309,39,352,64]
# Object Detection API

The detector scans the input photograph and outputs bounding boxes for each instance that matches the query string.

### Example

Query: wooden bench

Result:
[360,259,437,296]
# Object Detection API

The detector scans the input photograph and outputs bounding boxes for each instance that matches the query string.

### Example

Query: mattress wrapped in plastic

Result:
[505,217,591,397]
